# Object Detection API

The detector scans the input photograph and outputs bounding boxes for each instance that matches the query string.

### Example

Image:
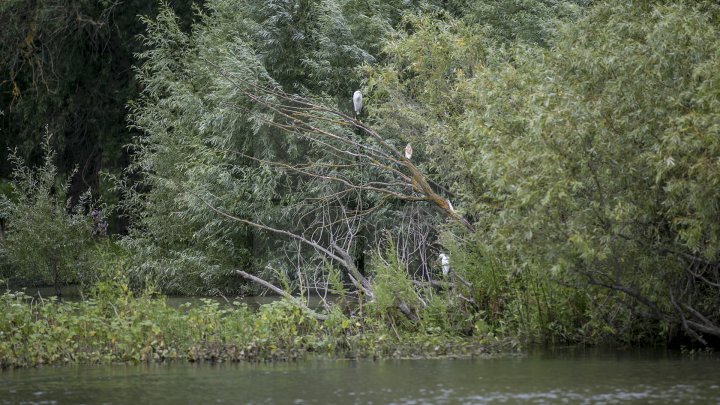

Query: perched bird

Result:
[439,253,451,276]
[353,90,363,116]
[404,143,413,160]
[446,199,454,213]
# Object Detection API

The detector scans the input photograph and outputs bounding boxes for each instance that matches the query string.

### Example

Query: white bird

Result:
[404,143,413,160]
[446,199,454,213]
[439,253,451,276]
[353,90,363,116]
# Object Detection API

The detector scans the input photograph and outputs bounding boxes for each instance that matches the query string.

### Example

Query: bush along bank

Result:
[0,281,512,369]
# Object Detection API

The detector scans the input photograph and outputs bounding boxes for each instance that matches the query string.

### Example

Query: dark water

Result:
[11,286,328,310]
[2,348,719,404]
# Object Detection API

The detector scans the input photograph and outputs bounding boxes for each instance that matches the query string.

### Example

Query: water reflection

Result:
[2,350,719,404]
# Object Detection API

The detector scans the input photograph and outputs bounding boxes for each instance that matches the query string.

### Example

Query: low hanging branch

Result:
[192,192,372,296]
[192,192,429,322]
[234,269,328,320]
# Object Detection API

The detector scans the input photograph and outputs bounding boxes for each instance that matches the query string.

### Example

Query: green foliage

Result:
[0,1,198,232]
[0,134,96,293]
[455,1,720,342]
[0,1,139,191]
[0,278,320,368]
[461,0,587,46]
[122,3,283,294]
[365,0,720,344]
[326,264,347,300]
[417,293,473,336]
[0,283,507,368]
[242,0,376,94]
[5,0,718,349]
[367,241,422,323]
[432,232,592,343]
[122,0,419,295]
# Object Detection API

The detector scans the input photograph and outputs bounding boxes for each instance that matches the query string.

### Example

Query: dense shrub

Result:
[0,134,97,294]
[445,1,720,344]
[365,0,720,345]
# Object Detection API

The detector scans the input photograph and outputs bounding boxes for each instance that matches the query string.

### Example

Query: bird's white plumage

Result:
[446,199,454,213]
[353,90,363,116]
[439,253,450,276]
[404,143,413,160]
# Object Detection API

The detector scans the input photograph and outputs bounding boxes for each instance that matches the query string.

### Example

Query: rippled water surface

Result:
[2,348,719,404]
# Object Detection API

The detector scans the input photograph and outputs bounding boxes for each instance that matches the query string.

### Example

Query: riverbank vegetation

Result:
[0,275,505,368]
[2,0,720,365]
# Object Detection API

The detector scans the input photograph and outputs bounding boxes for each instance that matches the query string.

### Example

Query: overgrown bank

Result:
[0,281,508,369]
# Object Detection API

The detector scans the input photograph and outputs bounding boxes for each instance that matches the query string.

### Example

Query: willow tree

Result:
[370,1,720,344]
[0,135,96,296]
[0,0,198,234]
[354,0,720,344]
[123,0,436,296]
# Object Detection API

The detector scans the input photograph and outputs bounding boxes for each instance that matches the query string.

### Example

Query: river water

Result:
[1,348,719,404]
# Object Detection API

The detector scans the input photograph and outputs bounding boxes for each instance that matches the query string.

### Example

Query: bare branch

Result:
[190,191,375,296]
[234,270,327,320]
[203,58,476,232]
